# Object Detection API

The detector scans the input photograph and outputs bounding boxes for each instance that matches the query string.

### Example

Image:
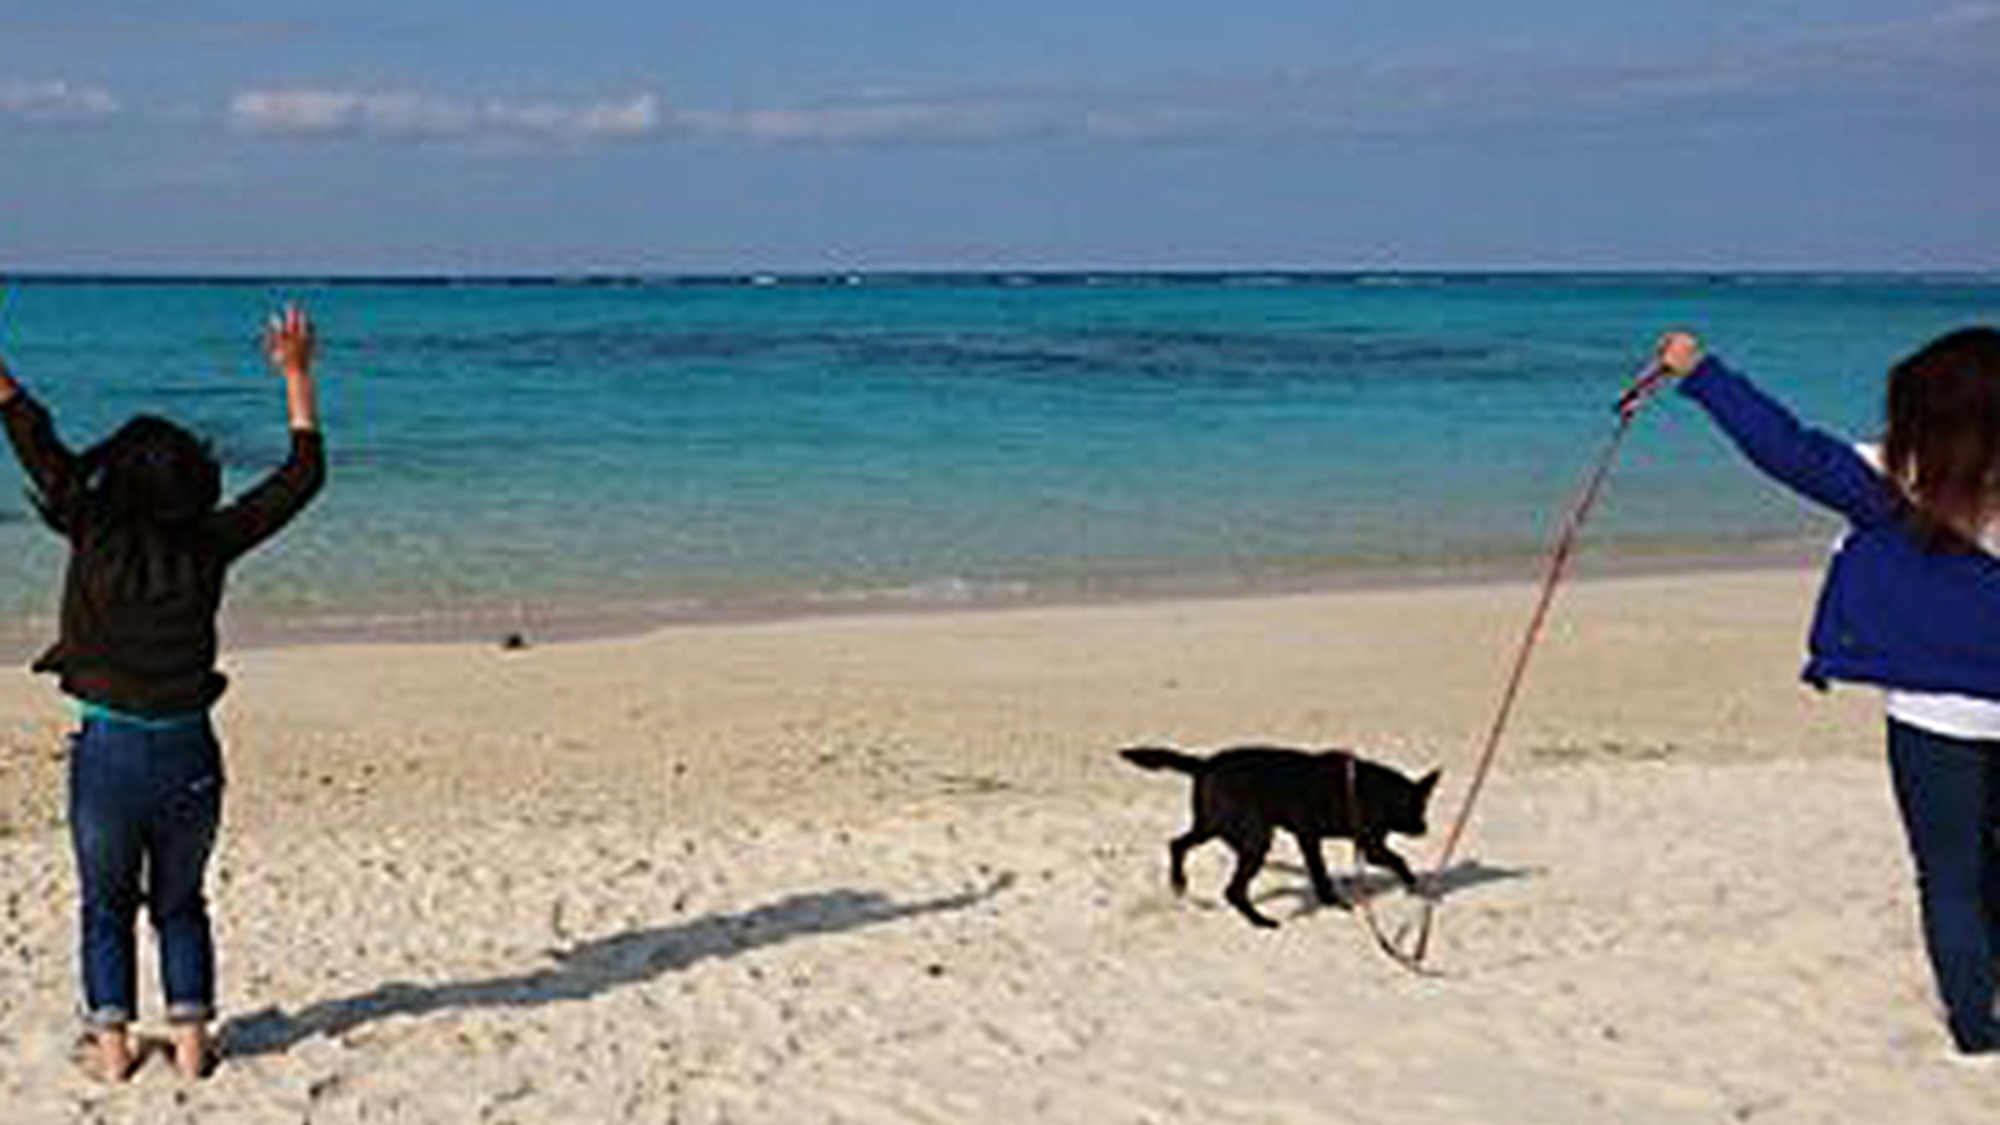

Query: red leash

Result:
[1342,754,1436,972]
[1347,362,1669,972]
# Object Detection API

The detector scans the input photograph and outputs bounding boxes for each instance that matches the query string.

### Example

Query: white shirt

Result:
[1885,690,2000,740]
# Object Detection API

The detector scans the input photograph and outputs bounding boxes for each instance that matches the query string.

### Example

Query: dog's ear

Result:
[1417,769,1441,793]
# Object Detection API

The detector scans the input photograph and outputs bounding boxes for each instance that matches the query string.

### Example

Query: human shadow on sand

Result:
[220,876,1013,1059]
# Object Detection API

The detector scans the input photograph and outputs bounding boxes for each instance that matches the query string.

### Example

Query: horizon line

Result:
[1,267,1996,288]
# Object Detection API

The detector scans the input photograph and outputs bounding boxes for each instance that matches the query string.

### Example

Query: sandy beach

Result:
[2,565,1993,1122]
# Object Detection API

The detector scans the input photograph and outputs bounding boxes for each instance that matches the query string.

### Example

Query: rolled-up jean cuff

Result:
[166,1001,214,1025]
[83,1006,132,1031]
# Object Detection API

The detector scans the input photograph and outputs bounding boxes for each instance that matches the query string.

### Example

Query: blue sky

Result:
[2,1,1995,273]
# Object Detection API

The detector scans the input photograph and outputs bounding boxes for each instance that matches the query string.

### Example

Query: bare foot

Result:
[73,1029,136,1083]
[169,1024,216,1080]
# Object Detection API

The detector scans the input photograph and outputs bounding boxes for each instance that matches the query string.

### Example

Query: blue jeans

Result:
[1886,718,2000,1053]
[69,716,224,1029]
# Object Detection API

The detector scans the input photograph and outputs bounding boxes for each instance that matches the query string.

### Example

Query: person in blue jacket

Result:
[1660,326,2000,1057]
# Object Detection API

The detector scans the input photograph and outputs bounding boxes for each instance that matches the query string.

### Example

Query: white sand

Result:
[2,568,1993,1122]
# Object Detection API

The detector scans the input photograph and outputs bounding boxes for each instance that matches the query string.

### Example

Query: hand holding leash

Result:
[1654,330,1705,377]
[1614,331,1703,421]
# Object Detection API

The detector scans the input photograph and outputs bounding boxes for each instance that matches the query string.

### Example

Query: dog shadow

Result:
[219,875,1013,1060]
[1256,858,1532,918]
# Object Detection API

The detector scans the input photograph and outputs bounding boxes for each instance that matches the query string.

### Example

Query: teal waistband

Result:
[74,699,211,731]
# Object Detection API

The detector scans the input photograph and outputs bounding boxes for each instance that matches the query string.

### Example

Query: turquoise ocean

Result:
[0,273,1995,643]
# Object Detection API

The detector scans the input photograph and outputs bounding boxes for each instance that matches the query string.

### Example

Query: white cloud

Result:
[0,79,120,121]
[485,94,659,140]
[228,88,660,143]
[682,101,1060,146]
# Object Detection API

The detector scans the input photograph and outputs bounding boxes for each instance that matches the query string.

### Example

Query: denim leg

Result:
[143,724,224,1024]
[1985,762,2000,957]
[68,727,146,1029]
[1886,719,2000,1053]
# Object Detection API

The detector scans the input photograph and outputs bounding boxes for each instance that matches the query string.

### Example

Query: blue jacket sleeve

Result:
[1678,357,1900,527]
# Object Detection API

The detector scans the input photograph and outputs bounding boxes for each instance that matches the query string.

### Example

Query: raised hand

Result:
[262,304,321,431]
[263,304,317,377]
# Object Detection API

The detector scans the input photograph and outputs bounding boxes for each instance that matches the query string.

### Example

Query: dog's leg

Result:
[1359,834,1419,889]
[1167,828,1213,896]
[1296,832,1344,906]
[1222,828,1279,929]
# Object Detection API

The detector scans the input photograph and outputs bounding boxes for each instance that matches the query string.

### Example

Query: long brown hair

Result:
[1883,327,2000,551]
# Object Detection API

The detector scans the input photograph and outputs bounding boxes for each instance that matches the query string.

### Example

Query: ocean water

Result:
[0,273,1995,640]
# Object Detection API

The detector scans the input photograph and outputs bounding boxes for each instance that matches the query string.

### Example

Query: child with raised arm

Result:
[1660,327,2000,1058]
[0,306,325,1081]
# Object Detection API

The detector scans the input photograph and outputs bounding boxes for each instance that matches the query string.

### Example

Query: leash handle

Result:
[1615,361,1671,420]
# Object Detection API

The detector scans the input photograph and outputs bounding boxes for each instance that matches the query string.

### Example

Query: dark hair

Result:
[1883,327,2000,551]
[33,414,221,534]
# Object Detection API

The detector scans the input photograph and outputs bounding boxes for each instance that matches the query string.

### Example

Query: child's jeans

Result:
[69,715,224,1030]
[1885,718,2000,1053]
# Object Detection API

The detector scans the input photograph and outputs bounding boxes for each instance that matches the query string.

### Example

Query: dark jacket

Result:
[2,391,324,715]
[1680,357,2000,698]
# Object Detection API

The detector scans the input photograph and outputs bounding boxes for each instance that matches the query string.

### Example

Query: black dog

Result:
[1121,745,1440,928]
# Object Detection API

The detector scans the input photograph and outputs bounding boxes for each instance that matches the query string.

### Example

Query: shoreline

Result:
[0,538,1824,661]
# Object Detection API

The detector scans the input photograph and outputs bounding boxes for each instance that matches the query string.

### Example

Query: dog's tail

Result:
[1118,746,1209,775]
